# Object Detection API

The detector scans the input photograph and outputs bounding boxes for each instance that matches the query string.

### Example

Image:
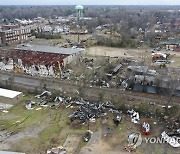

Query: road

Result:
[0,71,179,105]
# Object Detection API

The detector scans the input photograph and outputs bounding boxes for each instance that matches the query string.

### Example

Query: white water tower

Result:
[75,5,84,23]
[75,5,84,43]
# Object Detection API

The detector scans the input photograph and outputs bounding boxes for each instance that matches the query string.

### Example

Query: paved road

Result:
[0,71,179,105]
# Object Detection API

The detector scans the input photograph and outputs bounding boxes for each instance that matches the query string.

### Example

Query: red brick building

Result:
[0,24,32,46]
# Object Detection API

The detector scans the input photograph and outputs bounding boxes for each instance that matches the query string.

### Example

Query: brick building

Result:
[0,24,32,46]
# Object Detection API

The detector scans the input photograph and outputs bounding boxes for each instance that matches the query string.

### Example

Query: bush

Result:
[32,31,62,40]
[96,37,138,48]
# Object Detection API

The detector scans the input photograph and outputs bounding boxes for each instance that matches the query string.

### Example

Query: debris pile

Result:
[142,122,150,135]
[161,131,180,148]
[127,109,140,124]
[113,113,122,126]
[83,130,93,142]
[61,69,73,80]
[69,101,119,124]
[47,146,66,154]
[90,79,109,88]
[35,91,52,99]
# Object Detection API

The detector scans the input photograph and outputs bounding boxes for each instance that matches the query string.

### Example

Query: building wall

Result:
[63,50,83,66]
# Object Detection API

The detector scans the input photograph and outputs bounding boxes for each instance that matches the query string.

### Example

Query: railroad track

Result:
[0,71,179,105]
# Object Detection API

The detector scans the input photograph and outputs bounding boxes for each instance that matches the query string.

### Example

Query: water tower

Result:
[75,5,84,43]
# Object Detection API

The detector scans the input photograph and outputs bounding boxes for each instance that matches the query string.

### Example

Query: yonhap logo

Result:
[128,132,142,148]
[128,131,180,148]
[145,131,180,148]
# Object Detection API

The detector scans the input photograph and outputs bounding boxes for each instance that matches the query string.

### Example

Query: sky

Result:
[0,0,180,5]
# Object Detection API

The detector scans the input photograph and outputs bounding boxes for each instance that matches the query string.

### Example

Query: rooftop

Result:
[0,88,22,99]
[160,40,180,45]
[16,45,84,55]
[127,66,149,73]
[0,25,32,32]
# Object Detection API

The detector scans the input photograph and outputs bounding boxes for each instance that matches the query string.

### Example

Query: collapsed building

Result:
[125,66,180,96]
[0,45,84,78]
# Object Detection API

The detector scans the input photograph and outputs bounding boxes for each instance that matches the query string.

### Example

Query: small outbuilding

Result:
[0,88,23,109]
[160,40,180,51]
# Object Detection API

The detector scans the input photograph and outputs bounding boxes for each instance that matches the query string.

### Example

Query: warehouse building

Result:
[16,45,85,66]
[0,45,85,77]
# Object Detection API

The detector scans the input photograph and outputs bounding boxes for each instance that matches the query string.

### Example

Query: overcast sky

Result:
[0,0,180,5]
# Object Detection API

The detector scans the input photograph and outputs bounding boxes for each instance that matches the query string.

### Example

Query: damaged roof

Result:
[16,45,85,55]
[127,66,149,73]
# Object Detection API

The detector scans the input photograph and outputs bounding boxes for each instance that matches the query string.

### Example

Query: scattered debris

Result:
[83,58,94,63]
[153,122,157,125]
[35,91,52,99]
[161,131,180,148]
[149,102,156,105]
[83,130,93,142]
[68,101,118,124]
[90,79,109,88]
[2,110,9,113]
[36,107,42,111]
[113,113,122,126]
[54,96,64,102]
[108,63,122,76]
[61,69,73,80]
[142,122,150,135]
[47,146,66,154]
[177,129,180,134]
[127,109,140,124]
[25,100,35,110]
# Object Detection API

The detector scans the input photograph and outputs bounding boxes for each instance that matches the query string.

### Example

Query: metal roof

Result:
[16,45,84,55]
[0,88,22,99]
[160,40,180,45]
[127,66,149,73]
[112,64,122,73]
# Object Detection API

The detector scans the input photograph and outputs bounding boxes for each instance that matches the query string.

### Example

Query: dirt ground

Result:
[79,115,179,154]
[85,46,180,68]
[86,46,150,59]
[63,134,81,153]
[29,34,92,46]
